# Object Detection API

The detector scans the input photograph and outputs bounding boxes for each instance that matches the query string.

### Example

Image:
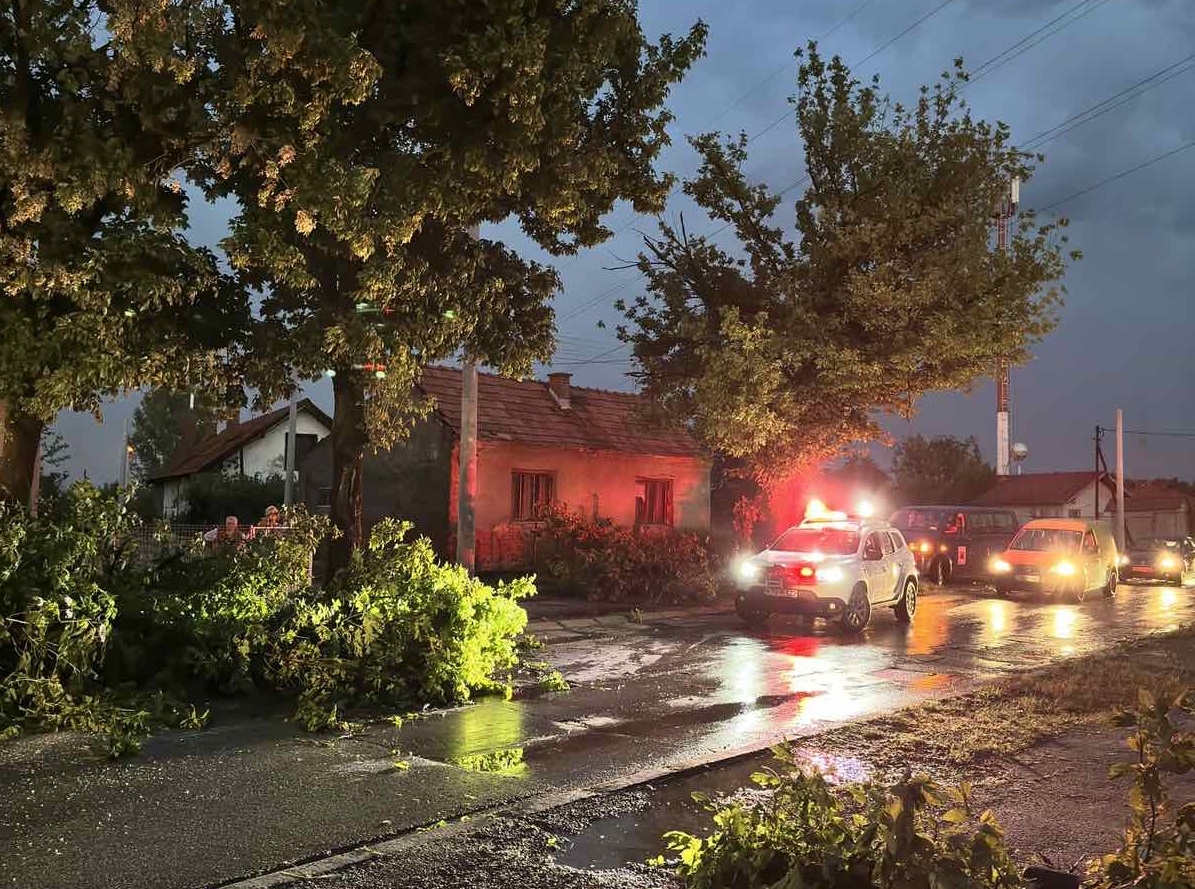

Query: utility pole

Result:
[456,224,481,574]
[994,176,1020,476]
[1115,408,1126,550]
[1093,425,1103,519]
[283,392,298,508]
[121,418,131,488]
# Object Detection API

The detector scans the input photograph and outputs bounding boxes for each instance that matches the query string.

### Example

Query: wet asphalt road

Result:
[0,581,1191,889]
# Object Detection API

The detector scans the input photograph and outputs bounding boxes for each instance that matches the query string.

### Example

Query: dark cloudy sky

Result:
[55,0,1195,482]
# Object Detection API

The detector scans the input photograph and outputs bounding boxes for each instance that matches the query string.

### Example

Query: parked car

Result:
[1121,535,1194,585]
[734,516,919,633]
[889,506,1020,585]
[989,518,1119,601]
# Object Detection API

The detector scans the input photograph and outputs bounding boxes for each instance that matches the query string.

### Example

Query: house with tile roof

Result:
[971,471,1119,523]
[1122,481,1192,539]
[151,399,332,518]
[298,366,711,571]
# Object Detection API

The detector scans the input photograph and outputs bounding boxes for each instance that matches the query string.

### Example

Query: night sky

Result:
[54,0,1195,482]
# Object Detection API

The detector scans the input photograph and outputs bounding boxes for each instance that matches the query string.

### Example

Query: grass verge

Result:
[821,623,1195,771]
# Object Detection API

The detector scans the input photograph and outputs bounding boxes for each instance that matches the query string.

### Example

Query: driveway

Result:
[0,581,1189,889]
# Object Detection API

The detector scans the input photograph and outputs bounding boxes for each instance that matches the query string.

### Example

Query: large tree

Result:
[129,389,214,481]
[0,0,246,505]
[619,45,1077,485]
[891,434,995,505]
[199,1,707,569]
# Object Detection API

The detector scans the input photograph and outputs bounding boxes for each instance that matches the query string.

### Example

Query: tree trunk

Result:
[328,372,368,576]
[0,399,45,508]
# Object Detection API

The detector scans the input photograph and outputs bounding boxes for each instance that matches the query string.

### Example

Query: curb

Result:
[211,733,803,889]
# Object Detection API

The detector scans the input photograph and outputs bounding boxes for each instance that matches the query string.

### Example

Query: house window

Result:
[317,487,332,511]
[511,471,554,521]
[1068,508,1081,518]
[635,478,673,526]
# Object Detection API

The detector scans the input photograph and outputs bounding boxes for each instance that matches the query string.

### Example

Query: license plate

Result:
[1131,566,1152,574]
[1016,574,1039,583]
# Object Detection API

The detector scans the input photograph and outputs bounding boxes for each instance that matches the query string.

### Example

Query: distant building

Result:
[299,366,711,571]
[151,399,331,518]
[972,471,1118,523]
[1123,481,1193,539]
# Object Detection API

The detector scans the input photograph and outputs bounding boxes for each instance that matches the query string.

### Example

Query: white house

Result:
[972,471,1119,523]
[151,399,332,518]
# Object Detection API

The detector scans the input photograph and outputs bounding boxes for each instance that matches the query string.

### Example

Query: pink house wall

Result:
[448,441,712,571]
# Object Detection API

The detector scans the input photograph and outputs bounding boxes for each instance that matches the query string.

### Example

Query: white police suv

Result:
[734,511,919,632]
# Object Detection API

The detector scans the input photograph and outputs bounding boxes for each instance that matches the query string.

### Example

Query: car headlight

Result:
[1052,560,1077,577]
[1118,555,1130,566]
[991,558,1011,574]
[1158,555,1178,570]
[918,541,932,554]
[736,560,761,582]
[815,566,844,583]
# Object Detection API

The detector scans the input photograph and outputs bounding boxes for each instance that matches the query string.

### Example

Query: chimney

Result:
[547,372,571,410]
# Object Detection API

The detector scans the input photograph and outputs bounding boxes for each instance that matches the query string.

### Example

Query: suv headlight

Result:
[1158,555,1178,570]
[991,558,1011,574]
[736,560,761,582]
[815,566,844,583]
[1052,560,1077,577]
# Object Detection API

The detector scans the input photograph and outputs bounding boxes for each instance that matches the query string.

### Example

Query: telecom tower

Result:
[994,176,1020,476]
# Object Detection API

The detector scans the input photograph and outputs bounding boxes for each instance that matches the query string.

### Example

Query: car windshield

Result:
[1132,537,1179,551]
[1009,528,1082,552]
[771,527,860,555]
[890,509,947,531]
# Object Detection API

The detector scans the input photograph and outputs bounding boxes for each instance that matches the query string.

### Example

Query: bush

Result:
[173,471,285,525]
[0,484,137,735]
[534,505,717,605]
[265,520,533,729]
[657,745,1023,889]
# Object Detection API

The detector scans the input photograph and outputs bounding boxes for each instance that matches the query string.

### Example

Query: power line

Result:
[1038,140,1195,212]
[967,0,1113,84]
[1019,53,1195,151]
[750,0,961,143]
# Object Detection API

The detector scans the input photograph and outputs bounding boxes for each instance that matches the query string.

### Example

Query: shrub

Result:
[1089,687,1194,889]
[534,504,717,605]
[173,471,285,525]
[107,508,328,693]
[0,483,137,735]
[657,745,1023,889]
[264,520,534,729]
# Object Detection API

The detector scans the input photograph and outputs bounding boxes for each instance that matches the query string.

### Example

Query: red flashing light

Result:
[797,564,815,579]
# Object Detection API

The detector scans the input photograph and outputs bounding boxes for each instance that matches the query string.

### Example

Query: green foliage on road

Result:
[265,520,532,730]
[0,485,537,749]
[619,44,1077,482]
[535,504,718,605]
[892,435,996,505]
[659,747,1022,889]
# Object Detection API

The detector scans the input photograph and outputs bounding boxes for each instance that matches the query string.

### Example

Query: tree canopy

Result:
[891,434,995,505]
[0,0,248,504]
[619,44,1077,484]
[195,0,707,565]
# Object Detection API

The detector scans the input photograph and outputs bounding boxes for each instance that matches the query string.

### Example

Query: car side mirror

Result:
[864,547,881,561]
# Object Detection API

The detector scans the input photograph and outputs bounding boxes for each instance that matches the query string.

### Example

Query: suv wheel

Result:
[1104,569,1118,597]
[930,558,952,586]
[736,595,769,628]
[841,585,872,633]
[894,578,917,623]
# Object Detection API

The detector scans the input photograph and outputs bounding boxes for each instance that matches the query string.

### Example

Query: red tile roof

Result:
[151,398,332,481]
[417,366,704,458]
[1125,482,1192,512]
[972,471,1110,507]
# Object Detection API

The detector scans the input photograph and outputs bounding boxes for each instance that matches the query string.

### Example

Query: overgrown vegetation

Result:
[534,504,718,605]
[174,472,286,526]
[657,677,1194,889]
[1,484,536,749]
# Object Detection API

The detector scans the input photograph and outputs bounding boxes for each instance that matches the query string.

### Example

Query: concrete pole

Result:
[1116,408,1126,550]
[455,224,481,574]
[28,436,42,517]
[283,392,298,508]
[121,418,130,488]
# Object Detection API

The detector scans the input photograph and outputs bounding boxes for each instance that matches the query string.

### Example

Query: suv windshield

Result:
[1132,537,1179,551]
[890,509,947,531]
[1009,528,1082,552]
[772,527,860,555]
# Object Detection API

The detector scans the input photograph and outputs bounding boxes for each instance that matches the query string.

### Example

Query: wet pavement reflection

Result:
[2,582,1191,889]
